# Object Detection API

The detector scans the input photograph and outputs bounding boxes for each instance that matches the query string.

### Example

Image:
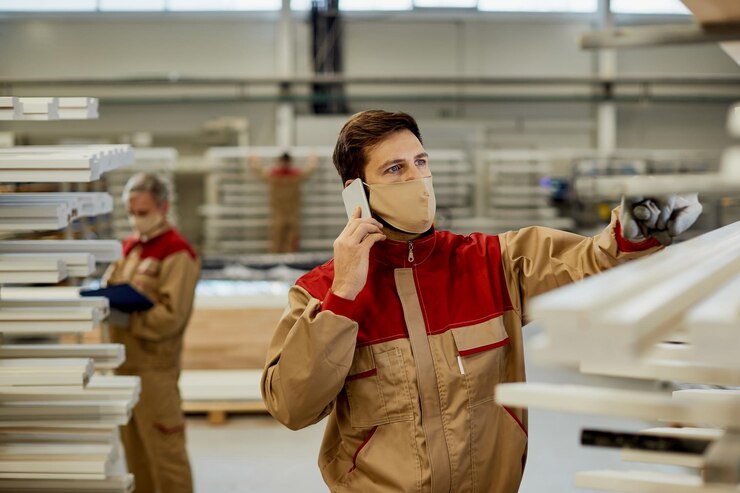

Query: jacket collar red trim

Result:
[371,227,438,268]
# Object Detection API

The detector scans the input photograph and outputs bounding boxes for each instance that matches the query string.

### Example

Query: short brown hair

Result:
[332,110,422,184]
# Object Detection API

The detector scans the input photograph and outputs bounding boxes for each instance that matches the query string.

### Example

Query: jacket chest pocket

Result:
[451,317,510,407]
[131,258,161,296]
[345,346,413,428]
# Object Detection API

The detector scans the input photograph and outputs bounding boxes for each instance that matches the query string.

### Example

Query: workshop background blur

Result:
[1,1,738,492]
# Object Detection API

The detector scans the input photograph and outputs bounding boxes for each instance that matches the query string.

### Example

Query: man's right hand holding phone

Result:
[330,207,386,300]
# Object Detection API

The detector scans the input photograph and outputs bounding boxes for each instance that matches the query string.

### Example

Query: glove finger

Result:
[656,202,673,231]
[641,201,661,230]
[668,201,703,236]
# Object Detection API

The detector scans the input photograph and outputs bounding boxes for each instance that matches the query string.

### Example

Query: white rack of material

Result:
[496,219,740,491]
[202,147,473,256]
[0,193,113,219]
[0,240,122,263]
[0,95,139,493]
[484,150,575,233]
[0,298,108,335]
[15,98,59,121]
[179,369,266,424]
[0,359,95,389]
[0,97,23,121]
[0,345,125,371]
[0,145,134,182]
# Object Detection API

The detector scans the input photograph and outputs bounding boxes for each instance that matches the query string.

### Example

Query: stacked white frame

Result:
[0,101,138,493]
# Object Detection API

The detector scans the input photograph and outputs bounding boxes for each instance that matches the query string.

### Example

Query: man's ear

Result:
[344,178,354,189]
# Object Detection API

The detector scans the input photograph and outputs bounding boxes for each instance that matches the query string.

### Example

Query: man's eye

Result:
[387,165,401,174]
[416,159,428,167]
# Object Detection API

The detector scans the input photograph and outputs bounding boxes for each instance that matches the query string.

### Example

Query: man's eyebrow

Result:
[415,152,429,159]
[381,158,405,168]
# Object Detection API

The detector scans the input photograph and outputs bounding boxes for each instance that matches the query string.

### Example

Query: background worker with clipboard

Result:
[100,172,200,493]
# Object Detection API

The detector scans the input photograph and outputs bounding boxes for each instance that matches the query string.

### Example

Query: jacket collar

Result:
[135,221,171,244]
[371,227,438,268]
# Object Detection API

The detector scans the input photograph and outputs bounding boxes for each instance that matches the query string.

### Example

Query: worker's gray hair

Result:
[122,172,171,206]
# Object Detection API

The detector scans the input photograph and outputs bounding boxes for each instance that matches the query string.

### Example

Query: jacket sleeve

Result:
[498,207,662,318]
[130,250,201,342]
[261,286,359,431]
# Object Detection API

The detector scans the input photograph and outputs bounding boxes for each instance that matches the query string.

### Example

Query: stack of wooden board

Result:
[495,142,740,492]
[485,150,575,232]
[0,97,138,492]
[202,147,474,256]
[0,97,23,121]
[0,146,134,183]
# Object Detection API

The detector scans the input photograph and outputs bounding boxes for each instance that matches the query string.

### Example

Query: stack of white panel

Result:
[0,146,134,183]
[0,97,138,493]
[104,147,178,240]
[485,150,575,232]
[202,146,474,256]
[15,98,59,121]
[495,141,740,492]
[0,97,23,121]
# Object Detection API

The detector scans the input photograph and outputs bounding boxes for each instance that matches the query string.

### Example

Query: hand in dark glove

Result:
[619,193,702,246]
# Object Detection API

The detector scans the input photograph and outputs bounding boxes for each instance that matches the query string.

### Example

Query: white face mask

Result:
[128,213,163,236]
[365,177,436,234]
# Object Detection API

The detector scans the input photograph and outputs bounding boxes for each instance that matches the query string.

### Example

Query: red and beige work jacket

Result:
[104,224,200,372]
[262,209,660,493]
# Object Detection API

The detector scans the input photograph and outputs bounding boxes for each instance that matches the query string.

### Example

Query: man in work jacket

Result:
[261,110,702,493]
[250,152,318,253]
[104,172,200,493]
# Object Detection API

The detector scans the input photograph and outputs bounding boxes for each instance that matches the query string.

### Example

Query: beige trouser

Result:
[119,369,193,493]
[270,213,299,253]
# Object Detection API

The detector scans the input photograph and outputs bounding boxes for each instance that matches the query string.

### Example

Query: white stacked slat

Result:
[0,359,94,389]
[495,223,740,491]
[0,97,23,121]
[56,98,99,120]
[0,96,139,493]
[0,441,116,479]
[15,98,59,121]
[0,194,113,218]
[574,147,740,199]
[0,253,93,280]
[0,145,134,182]
[0,202,72,232]
[0,298,109,335]
[484,149,575,233]
[0,474,134,492]
[0,240,121,263]
[0,345,125,371]
[202,147,474,256]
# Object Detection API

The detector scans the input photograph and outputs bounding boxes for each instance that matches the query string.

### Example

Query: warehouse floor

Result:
[185,326,684,493]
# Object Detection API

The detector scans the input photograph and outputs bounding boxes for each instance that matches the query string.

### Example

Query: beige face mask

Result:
[128,213,163,237]
[366,176,436,234]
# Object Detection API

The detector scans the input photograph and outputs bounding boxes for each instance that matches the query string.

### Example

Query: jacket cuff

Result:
[615,221,662,253]
[322,290,356,320]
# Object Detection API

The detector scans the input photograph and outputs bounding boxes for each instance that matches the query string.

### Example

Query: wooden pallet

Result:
[182,400,267,425]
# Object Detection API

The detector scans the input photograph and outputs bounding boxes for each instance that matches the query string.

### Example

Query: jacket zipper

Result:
[407,241,415,263]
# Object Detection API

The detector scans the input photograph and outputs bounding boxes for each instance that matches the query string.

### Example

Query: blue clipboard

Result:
[80,283,154,313]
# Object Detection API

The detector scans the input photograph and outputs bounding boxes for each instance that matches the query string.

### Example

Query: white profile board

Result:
[0,473,133,492]
[0,344,124,371]
[575,470,738,493]
[574,146,740,199]
[495,383,740,428]
[0,240,122,263]
[0,358,95,388]
[0,194,113,218]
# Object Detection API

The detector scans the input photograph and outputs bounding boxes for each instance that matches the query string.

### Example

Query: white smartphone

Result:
[342,179,372,219]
